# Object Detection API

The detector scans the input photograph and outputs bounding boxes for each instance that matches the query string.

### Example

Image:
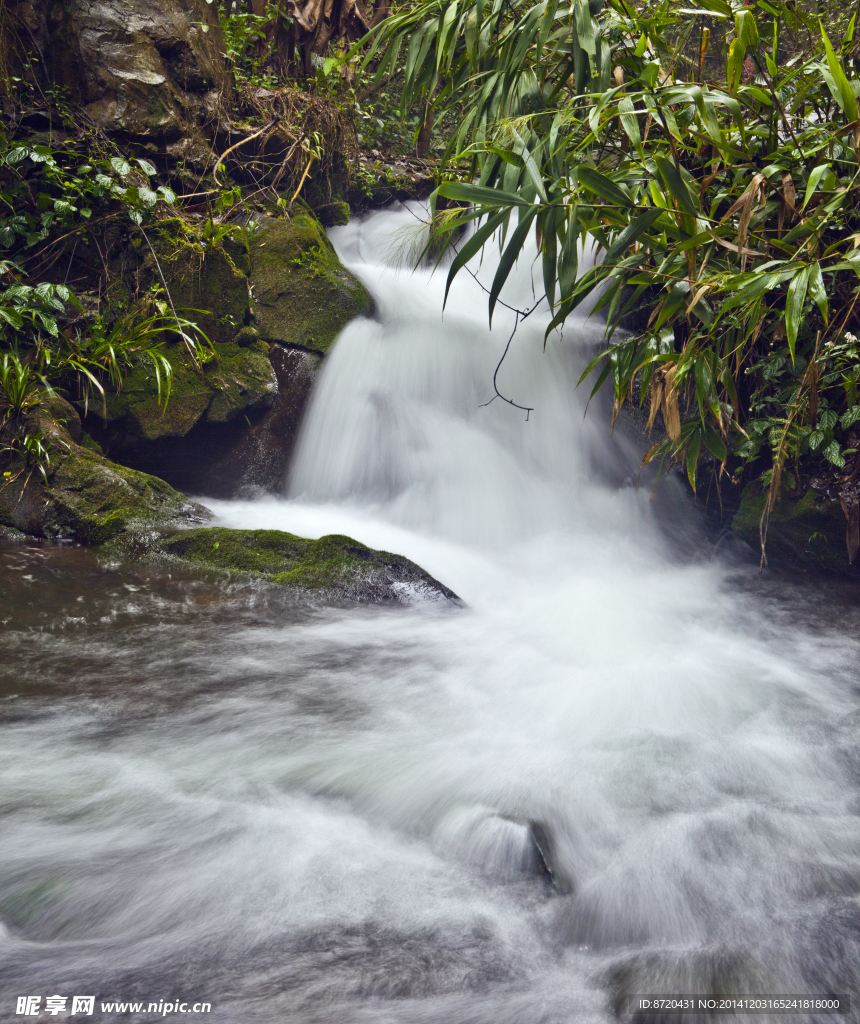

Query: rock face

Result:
[250,214,373,355]
[79,211,372,496]
[0,397,210,543]
[149,527,460,605]
[732,484,855,575]
[23,0,228,139]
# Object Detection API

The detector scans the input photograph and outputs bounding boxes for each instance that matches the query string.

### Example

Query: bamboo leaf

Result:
[802,163,831,211]
[436,182,531,207]
[488,206,539,325]
[577,167,633,207]
[443,208,508,306]
[655,156,699,217]
[808,260,828,323]
[786,265,810,362]
[686,429,702,491]
[821,25,858,121]
[604,207,664,263]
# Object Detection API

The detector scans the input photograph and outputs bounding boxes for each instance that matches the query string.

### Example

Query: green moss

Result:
[149,527,459,603]
[93,335,276,441]
[250,215,373,355]
[151,221,251,347]
[158,528,375,587]
[732,484,853,573]
[317,201,351,228]
[0,408,209,543]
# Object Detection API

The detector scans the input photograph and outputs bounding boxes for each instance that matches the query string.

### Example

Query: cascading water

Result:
[1,205,859,1023]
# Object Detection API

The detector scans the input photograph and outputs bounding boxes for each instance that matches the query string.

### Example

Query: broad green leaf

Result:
[786,265,810,362]
[821,25,858,121]
[110,156,132,177]
[802,163,830,211]
[808,261,828,323]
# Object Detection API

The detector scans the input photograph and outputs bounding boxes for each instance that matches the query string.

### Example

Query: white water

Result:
[1,206,860,1022]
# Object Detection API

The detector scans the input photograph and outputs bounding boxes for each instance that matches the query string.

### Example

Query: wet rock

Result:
[81,211,369,496]
[0,400,210,544]
[731,483,856,575]
[250,213,373,355]
[185,343,321,497]
[144,527,460,605]
[18,0,229,139]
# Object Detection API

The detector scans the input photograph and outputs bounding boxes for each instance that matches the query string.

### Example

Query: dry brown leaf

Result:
[706,229,764,258]
[662,364,681,442]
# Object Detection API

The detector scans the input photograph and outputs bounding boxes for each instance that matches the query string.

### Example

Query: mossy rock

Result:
[147,527,459,605]
[0,400,210,543]
[732,484,854,574]
[90,337,277,442]
[149,219,252,346]
[250,214,373,355]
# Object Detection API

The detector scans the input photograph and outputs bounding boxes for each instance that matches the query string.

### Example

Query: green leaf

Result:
[703,425,727,462]
[786,265,809,362]
[841,405,860,428]
[687,429,702,490]
[603,208,664,263]
[655,157,699,217]
[443,208,508,306]
[577,167,632,208]
[821,25,858,121]
[802,163,831,211]
[136,158,157,176]
[488,206,539,325]
[436,182,530,208]
[808,261,828,323]
[110,156,132,177]
[823,440,846,467]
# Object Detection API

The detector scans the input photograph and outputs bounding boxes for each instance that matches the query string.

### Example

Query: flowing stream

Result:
[2,206,860,1023]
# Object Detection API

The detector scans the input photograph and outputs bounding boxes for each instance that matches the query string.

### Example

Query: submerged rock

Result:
[0,397,210,544]
[146,527,459,605]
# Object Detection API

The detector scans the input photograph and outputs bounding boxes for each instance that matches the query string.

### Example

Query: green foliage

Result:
[0,134,210,434]
[0,352,42,421]
[217,1,288,90]
[371,0,860,512]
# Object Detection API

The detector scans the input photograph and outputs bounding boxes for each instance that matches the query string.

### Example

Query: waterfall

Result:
[1,204,858,1023]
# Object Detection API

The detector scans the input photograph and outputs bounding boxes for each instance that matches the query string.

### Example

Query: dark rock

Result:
[20,0,229,139]
[731,483,856,575]
[0,401,209,544]
[250,213,373,355]
[142,527,460,605]
[316,200,351,227]
[186,343,321,497]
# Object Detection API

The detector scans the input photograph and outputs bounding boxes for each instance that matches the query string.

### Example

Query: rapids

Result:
[1,205,859,1023]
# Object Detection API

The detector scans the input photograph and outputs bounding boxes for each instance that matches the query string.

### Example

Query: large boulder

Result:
[145,527,460,605]
[84,211,372,495]
[250,213,373,355]
[0,397,209,543]
[13,0,228,140]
